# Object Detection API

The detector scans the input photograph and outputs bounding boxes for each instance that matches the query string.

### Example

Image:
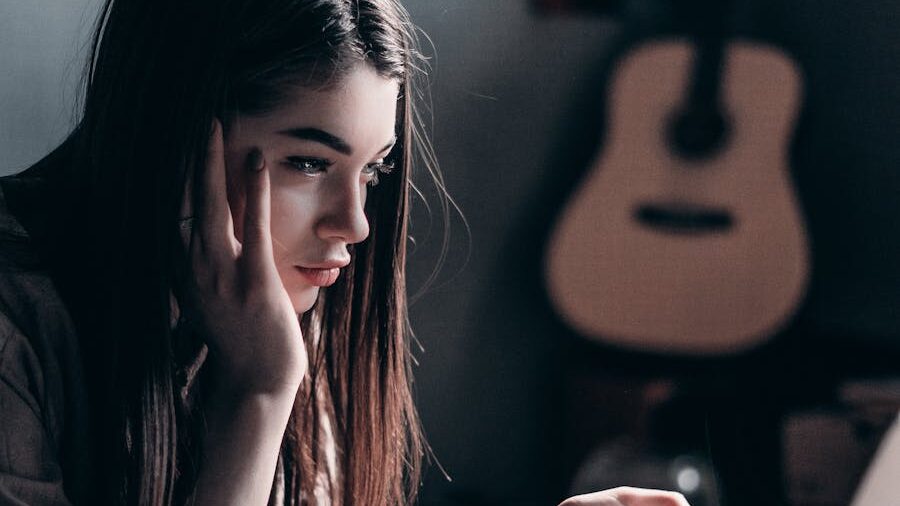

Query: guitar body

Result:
[546,40,809,355]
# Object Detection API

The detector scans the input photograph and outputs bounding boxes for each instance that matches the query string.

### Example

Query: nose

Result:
[315,177,370,245]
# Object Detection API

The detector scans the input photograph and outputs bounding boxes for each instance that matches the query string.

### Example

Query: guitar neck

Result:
[682,0,735,109]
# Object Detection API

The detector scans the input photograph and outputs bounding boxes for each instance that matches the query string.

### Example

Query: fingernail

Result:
[247,148,265,172]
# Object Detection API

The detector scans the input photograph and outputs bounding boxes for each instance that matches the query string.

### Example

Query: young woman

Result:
[0,0,690,504]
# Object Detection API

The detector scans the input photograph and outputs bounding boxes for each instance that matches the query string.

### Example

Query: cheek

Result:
[268,185,316,260]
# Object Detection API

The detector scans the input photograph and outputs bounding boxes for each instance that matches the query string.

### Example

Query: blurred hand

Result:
[180,120,307,397]
[558,487,690,506]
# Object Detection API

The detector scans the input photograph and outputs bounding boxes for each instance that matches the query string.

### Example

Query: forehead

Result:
[257,64,400,141]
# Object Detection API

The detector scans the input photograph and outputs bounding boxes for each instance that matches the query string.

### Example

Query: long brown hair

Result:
[13,0,433,504]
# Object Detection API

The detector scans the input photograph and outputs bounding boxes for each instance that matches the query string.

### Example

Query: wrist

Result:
[203,351,305,403]
[201,376,300,433]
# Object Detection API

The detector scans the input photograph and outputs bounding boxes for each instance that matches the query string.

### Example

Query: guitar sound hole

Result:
[668,106,732,160]
[634,203,734,235]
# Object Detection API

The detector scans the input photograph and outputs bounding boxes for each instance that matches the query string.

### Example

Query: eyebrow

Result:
[279,127,396,156]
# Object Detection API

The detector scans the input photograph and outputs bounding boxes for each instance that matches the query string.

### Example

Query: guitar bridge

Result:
[634,202,735,235]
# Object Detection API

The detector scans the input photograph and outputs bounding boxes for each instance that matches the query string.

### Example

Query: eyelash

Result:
[285,157,395,187]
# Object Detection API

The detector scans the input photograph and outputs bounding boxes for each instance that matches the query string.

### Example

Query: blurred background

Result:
[2,1,900,505]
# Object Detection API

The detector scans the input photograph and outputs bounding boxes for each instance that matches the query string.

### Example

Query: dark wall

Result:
[402,0,900,504]
[0,0,101,175]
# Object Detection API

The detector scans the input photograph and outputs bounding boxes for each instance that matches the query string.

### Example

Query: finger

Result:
[240,148,276,271]
[611,487,690,506]
[558,494,622,506]
[559,488,690,506]
[197,119,236,254]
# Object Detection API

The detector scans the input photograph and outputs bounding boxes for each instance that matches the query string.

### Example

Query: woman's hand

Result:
[181,120,307,397]
[184,121,308,504]
[558,487,690,506]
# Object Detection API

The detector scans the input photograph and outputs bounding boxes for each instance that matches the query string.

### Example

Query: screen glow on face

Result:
[224,63,400,312]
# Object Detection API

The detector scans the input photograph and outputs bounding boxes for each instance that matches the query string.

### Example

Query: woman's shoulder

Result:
[0,259,83,400]
[0,176,74,344]
[0,171,84,401]
[0,176,91,505]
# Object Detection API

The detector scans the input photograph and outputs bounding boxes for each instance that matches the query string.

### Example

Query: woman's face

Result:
[223,63,400,313]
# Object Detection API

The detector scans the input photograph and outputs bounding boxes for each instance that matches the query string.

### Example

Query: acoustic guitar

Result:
[545,3,809,355]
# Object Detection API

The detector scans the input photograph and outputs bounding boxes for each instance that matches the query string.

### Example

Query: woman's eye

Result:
[286,157,331,175]
[363,161,395,187]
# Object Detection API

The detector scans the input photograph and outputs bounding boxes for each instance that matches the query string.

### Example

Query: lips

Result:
[294,266,342,287]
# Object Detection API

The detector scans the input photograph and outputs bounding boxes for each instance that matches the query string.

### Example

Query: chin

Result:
[289,287,320,314]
